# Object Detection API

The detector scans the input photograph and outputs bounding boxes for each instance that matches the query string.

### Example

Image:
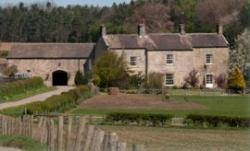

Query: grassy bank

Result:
[100,126,250,151]
[0,86,55,103]
[0,135,47,151]
[0,77,47,101]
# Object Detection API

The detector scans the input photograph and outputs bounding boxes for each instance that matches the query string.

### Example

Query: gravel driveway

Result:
[0,86,74,110]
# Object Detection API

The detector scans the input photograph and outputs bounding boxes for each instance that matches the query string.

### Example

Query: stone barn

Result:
[7,43,95,86]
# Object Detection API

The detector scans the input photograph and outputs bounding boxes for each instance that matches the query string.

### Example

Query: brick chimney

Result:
[180,24,185,35]
[217,24,223,35]
[100,24,106,36]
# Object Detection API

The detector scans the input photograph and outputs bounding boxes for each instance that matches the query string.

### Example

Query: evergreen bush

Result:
[227,67,246,92]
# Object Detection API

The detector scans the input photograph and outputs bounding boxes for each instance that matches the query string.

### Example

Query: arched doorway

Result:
[52,70,68,86]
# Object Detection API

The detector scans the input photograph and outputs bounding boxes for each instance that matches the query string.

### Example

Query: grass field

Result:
[0,135,47,151]
[100,126,250,151]
[70,93,250,117]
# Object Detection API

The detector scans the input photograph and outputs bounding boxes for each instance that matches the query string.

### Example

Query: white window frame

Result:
[165,73,174,86]
[129,56,137,66]
[205,74,214,88]
[206,54,213,64]
[166,54,174,65]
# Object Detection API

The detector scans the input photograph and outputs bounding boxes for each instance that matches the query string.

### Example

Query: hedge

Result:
[186,114,250,128]
[26,86,92,114]
[105,112,173,127]
[0,77,44,100]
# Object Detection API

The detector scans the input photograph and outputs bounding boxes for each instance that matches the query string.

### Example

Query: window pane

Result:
[130,56,137,66]
[166,54,174,64]
[206,54,213,64]
[206,74,213,84]
[166,74,174,85]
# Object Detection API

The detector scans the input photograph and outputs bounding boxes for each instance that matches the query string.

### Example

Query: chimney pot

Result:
[101,25,106,36]
[217,24,223,35]
[180,24,185,35]
[138,24,146,37]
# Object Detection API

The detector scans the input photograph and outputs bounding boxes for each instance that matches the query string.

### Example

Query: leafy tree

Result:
[227,66,246,92]
[3,65,18,78]
[93,51,128,88]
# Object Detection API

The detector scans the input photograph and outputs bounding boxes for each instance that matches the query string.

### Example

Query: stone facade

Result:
[110,49,146,75]
[7,59,87,86]
[106,48,229,88]
[95,27,229,88]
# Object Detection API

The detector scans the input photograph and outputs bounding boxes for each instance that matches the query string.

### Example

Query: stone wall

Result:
[148,50,194,87]
[7,59,87,86]
[147,48,229,87]
[110,49,146,75]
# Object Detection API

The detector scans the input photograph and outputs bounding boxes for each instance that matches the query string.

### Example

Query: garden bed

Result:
[80,93,205,110]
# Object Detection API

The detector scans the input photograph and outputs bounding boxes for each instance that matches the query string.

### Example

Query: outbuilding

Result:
[7,43,95,86]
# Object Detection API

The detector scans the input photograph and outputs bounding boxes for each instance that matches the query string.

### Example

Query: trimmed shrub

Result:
[26,86,92,114]
[0,77,44,100]
[2,65,18,78]
[186,114,250,128]
[74,71,89,85]
[0,51,8,58]
[145,73,163,89]
[105,112,173,127]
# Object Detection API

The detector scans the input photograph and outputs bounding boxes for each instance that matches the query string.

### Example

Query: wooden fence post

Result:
[48,119,56,151]
[102,133,110,151]
[110,132,119,151]
[29,115,33,138]
[83,125,95,151]
[117,142,127,151]
[75,117,87,151]
[133,144,145,151]
[41,118,48,144]
[57,116,64,151]
[66,116,72,151]
[89,129,105,151]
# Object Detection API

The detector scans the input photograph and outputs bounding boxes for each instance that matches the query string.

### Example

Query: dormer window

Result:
[206,54,213,64]
[130,56,137,66]
[166,54,174,64]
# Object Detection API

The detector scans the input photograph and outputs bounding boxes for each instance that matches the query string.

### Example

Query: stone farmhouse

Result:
[5,24,229,88]
[95,24,229,88]
[7,43,94,86]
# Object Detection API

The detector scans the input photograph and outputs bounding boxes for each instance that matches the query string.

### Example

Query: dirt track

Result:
[80,93,205,110]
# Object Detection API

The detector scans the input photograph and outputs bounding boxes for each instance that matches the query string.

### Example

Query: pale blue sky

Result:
[0,0,131,7]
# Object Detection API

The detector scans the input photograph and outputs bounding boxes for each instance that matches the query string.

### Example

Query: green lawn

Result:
[70,95,250,117]
[0,135,47,151]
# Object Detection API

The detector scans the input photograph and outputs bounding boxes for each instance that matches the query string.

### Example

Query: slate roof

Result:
[7,43,95,59]
[103,33,228,50]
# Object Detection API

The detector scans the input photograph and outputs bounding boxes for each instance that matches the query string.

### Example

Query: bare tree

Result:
[196,0,244,26]
[184,69,199,88]
[230,29,250,73]
[124,2,174,33]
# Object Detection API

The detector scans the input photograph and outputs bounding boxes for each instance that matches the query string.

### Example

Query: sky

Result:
[0,0,131,7]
